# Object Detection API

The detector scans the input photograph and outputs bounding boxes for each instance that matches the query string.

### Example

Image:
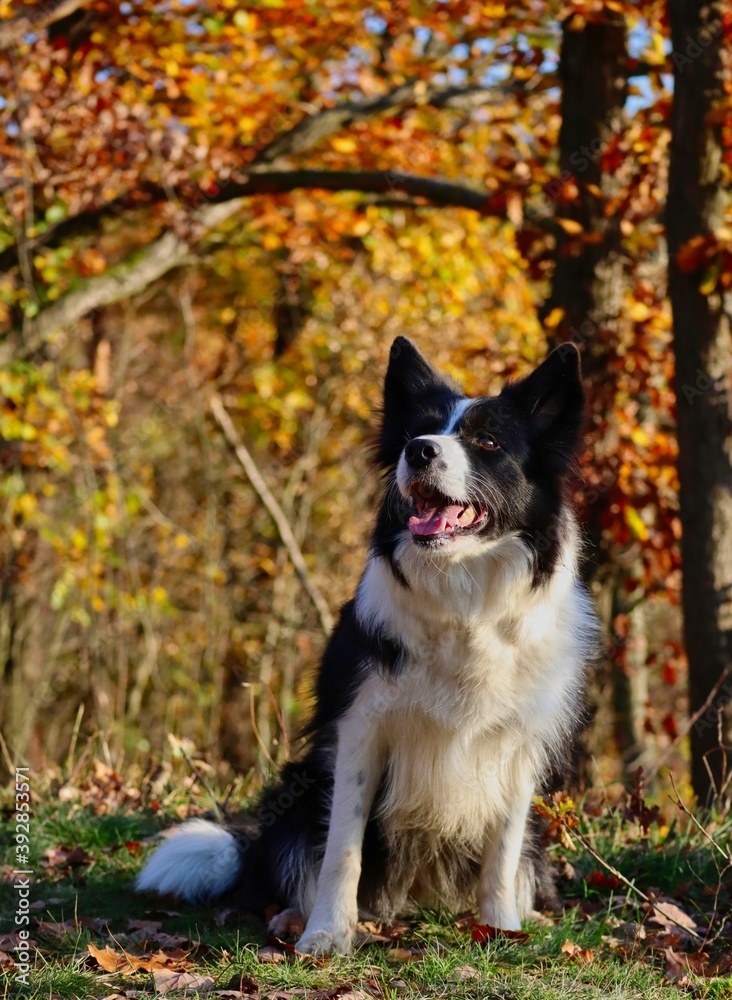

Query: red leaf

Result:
[585,870,620,890]
[471,923,529,944]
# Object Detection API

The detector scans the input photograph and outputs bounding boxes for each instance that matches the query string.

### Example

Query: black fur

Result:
[142,338,592,933]
[372,338,585,586]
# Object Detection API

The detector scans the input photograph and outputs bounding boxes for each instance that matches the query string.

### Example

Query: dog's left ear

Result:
[504,342,585,452]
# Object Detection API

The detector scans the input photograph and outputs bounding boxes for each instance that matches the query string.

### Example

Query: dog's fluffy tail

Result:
[136,819,242,902]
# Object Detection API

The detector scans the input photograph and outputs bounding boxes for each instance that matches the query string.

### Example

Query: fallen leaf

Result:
[471,923,529,944]
[153,970,214,994]
[88,943,129,974]
[664,946,710,982]
[43,845,94,872]
[454,911,477,931]
[88,942,191,974]
[561,939,594,963]
[649,901,699,935]
[128,919,162,933]
[79,914,111,932]
[354,924,392,947]
[585,870,619,890]
[256,945,289,964]
[664,947,691,984]
[221,972,258,993]
[453,965,480,980]
[0,934,36,951]
[37,919,75,937]
[385,946,424,962]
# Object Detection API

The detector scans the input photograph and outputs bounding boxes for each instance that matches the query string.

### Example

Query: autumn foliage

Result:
[0,1,730,793]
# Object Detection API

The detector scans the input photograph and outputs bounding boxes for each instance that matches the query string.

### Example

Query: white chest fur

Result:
[353,534,594,848]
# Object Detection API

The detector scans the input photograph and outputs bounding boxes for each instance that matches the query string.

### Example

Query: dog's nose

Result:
[404,437,441,469]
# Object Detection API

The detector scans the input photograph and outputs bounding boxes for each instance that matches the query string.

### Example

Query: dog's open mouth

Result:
[407,487,489,542]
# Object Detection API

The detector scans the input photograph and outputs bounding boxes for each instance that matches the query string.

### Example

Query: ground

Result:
[1,757,730,999]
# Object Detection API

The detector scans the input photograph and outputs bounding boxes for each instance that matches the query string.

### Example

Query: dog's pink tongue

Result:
[409,503,465,536]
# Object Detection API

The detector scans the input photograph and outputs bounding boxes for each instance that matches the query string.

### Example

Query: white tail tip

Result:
[136,819,240,902]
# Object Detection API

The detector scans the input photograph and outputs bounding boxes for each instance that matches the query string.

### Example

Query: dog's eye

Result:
[478,435,500,451]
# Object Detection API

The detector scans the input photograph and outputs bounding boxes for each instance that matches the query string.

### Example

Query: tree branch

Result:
[213,169,500,213]
[0,0,87,51]
[251,81,501,166]
[3,169,504,361]
[0,80,501,271]
[209,393,334,637]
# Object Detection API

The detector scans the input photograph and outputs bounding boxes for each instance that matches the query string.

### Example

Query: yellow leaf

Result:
[174,533,189,549]
[555,218,583,235]
[544,307,565,329]
[624,506,649,542]
[17,493,37,518]
[71,529,87,551]
[331,136,357,154]
[628,302,651,323]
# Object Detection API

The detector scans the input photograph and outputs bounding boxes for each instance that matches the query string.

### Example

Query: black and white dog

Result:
[137,337,598,954]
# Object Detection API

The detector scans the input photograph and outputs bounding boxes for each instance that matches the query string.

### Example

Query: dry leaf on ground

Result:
[256,945,289,964]
[88,942,192,974]
[153,969,215,994]
[43,845,94,872]
[649,901,699,935]
[471,923,530,944]
[453,965,480,981]
[561,939,594,964]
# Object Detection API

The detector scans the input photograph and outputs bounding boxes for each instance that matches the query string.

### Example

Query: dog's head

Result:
[374,337,585,578]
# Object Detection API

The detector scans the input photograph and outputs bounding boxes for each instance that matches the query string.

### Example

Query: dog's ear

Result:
[504,343,585,454]
[376,337,455,467]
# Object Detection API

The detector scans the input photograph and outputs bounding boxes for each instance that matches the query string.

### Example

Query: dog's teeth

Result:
[457,505,475,525]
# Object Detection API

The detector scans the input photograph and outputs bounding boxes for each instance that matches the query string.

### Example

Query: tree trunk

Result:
[666,1,732,802]
[541,9,628,364]
[543,9,628,555]
[542,10,634,778]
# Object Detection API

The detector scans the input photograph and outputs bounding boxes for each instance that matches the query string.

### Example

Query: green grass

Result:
[1,763,730,1000]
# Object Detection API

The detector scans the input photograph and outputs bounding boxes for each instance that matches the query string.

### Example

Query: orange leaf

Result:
[555,218,583,235]
[561,939,594,963]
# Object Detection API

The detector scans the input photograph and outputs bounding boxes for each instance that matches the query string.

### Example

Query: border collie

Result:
[137,337,598,954]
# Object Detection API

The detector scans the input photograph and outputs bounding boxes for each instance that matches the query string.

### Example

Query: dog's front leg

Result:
[296,703,382,956]
[478,776,535,931]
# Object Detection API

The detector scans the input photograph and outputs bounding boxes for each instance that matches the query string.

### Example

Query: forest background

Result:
[0,0,730,807]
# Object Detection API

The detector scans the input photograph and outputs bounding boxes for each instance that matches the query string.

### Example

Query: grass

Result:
[1,758,730,1000]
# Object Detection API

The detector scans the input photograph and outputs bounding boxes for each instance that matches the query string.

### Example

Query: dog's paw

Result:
[268,907,306,939]
[295,926,353,956]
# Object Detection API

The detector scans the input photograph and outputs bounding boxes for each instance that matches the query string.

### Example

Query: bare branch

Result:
[209,393,334,637]
[252,81,500,166]
[3,169,504,360]
[571,827,704,942]
[216,169,499,214]
[0,80,502,270]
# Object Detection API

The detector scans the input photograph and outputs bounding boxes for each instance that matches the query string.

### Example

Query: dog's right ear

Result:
[376,337,455,467]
